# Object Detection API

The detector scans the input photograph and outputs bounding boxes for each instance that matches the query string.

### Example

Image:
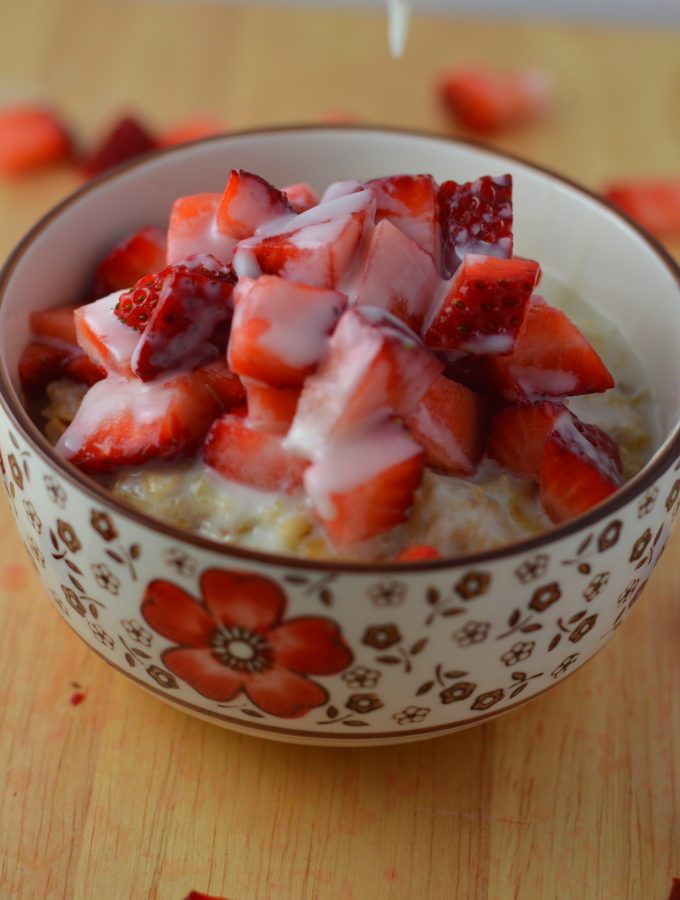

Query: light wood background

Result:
[0,3,679,898]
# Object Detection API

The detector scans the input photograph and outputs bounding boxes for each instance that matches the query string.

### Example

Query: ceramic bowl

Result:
[0,127,678,746]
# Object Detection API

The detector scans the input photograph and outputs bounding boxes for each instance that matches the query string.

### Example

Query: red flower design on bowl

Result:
[141,568,353,718]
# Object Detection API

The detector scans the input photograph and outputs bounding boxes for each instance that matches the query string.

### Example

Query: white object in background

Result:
[386,0,412,57]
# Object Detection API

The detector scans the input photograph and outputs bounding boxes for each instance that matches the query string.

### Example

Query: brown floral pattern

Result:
[90,510,118,542]
[471,688,505,711]
[529,582,562,612]
[515,554,549,584]
[342,666,381,689]
[368,581,406,607]
[440,681,476,704]
[57,519,81,553]
[453,620,490,647]
[500,641,535,667]
[393,706,430,725]
[92,563,120,595]
[362,624,401,650]
[455,571,491,600]
[346,693,383,714]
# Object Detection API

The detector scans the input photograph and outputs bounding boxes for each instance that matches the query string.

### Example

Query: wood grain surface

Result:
[0,3,679,898]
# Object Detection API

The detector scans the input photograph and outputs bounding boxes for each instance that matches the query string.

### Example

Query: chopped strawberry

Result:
[438,174,513,277]
[603,177,680,236]
[439,67,552,134]
[487,401,566,480]
[423,254,540,354]
[81,115,156,178]
[167,193,237,266]
[74,292,140,377]
[204,413,307,493]
[228,275,346,387]
[29,304,78,346]
[287,308,443,458]
[407,374,487,476]
[539,417,622,523]
[216,169,293,241]
[0,106,70,176]
[18,342,69,395]
[442,352,493,395]
[488,297,615,401]
[365,174,438,257]
[56,372,222,473]
[194,358,245,409]
[159,115,226,147]
[282,182,320,213]
[353,219,442,333]
[244,380,300,433]
[63,354,106,386]
[94,226,167,295]
[304,422,424,547]
[395,545,441,561]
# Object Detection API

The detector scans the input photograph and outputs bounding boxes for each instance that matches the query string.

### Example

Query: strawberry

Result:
[439,68,552,134]
[167,192,237,266]
[56,372,222,473]
[18,342,69,395]
[287,308,443,459]
[216,169,293,241]
[442,352,493,395]
[81,115,156,178]
[282,182,320,213]
[75,291,140,377]
[539,417,622,523]
[603,177,680,236]
[94,226,167,295]
[159,115,226,147]
[488,297,615,401]
[228,275,346,387]
[365,174,438,256]
[194,359,245,410]
[353,219,442,333]
[423,254,540,354]
[30,304,79,346]
[395,545,441,561]
[487,401,566,480]
[244,380,301,433]
[438,174,513,277]
[304,422,424,547]
[204,414,307,493]
[407,374,487,476]
[63,354,106,386]
[0,106,70,176]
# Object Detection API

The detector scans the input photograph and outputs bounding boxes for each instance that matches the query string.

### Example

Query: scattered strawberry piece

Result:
[603,177,680,236]
[304,422,424,547]
[204,414,307,493]
[438,174,513,277]
[194,359,245,410]
[159,115,226,147]
[424,254,540,354]
[81,115,156,178]
[439,67,552,134]
[228,275,346,387]
[0,106,70,176]
[29,304,78,346]
[75,292,140,377]
[244,380,300,433]
[18,342,69,395]
[167,193,236,266]
[407,374,487,476]
[63,354,106,386]
[487,401,566,480]
[488,297,615,400]
[395,545,441,561]
[217,169,293,241]
[94,226,167,295]
[282,182,320,213]
[365,174,438,257]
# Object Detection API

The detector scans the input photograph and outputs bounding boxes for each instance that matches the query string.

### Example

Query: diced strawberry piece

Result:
[442,352,493,395]
[244,380,301,433]
[75,292,139,376]
[159,115,226,147]
[63,354,106,386]
[56,372,222,473]
[167,193,237,266]
[228,275,346,387]
[424,254,540,354]
[94,226,167,295]
[304,422,424,547]
[487,401,566,480]
[438,174,513,277]
[353,219,442,333]
[539,417,622,523]
[488,298,615,401]
[282,182,320,213]
[365,174,438,257]
[287,308,443,458]
[81,115,156,178]
[407,374,487,476]
[0,107,70,176]
[439,68,552,134]
[603,178,680,236]
[29,305,78,346]
[216,169,293,241]
[395,545,441,561]
[194,358,245,410]
[18,342,69,395]
[204,414,307,493]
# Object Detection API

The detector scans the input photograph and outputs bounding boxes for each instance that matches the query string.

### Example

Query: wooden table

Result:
[1,3,679,898]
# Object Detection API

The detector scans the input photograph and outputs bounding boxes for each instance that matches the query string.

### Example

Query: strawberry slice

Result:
[304,422,424,547]
[81,115,156,178]
[159,115,226,147]
[216,169,293,240]
[282,182,320,213]
[30,304,79,346]
[56,372,222,473]
[423,254,540,354]
[94,226,167,295]
[75,292,140,377]
[18,342,69,395]
[167,193,237,266]
[244,380,301,433]
[194,358,245,410]
[487,401,566,480]
[0,106,70,176]
[395,545,441,561]
[365,174,438,257]
[438,174,513,277]
[353,219,442,333]
[228,275,346,387]
[488,297,615,401]
[63,354,107,386]
[539,417,622,523]
[603,177,680,236]
[287,308,443,459]
[439,68,552,134]
[204,413,307,493]
[407,374,487,476]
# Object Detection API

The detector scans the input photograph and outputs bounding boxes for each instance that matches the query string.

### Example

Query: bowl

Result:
[0,126,678,746]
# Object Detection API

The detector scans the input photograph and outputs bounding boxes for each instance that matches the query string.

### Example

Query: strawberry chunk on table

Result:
[603,177,680,236]
[439,68,552,134]
[0,106,70,176]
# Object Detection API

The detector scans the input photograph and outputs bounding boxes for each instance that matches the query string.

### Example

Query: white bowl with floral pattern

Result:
[0,127,678,746]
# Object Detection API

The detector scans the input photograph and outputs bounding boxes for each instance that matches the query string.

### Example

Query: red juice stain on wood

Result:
[69,691,86,706]
[183,892,232,900]
[668,878,680,900]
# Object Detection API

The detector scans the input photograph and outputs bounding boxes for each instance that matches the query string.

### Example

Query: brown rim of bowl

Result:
[0,124,678,574]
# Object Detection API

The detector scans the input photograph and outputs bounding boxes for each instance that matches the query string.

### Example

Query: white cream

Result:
[386,0,413,58]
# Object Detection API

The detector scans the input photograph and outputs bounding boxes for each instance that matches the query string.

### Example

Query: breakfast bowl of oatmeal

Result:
[0,127,678,745]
